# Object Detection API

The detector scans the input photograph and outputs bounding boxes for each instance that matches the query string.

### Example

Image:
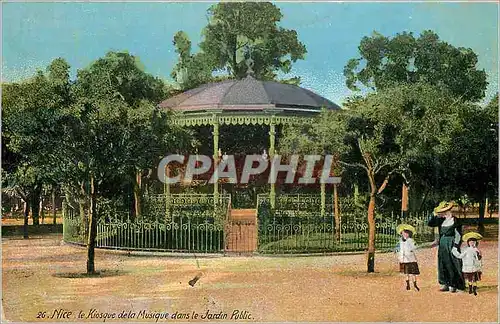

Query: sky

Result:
[2,1,499,106]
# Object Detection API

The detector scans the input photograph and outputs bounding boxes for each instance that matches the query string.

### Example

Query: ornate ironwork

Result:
[62,193,434,254]
[172,114,298,127]
[143,194,230,223]
[256,193,434,253]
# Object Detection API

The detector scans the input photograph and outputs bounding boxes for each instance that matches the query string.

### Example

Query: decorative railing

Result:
[143,194,231,223]
[256,194,434,254]
[63,194,230,253]
[258,210,434,254]
[63,193,434,254]
[95,216,225,252]
[173,114,298,127]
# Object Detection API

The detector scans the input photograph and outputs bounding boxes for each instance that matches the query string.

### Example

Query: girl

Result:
[396,224,420,291]
[452,232,483,295]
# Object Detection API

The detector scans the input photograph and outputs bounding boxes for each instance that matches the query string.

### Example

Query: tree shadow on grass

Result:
[122,253,221,259]
[52,269,128,278]
[336,269,398,277]
[479,284,498,292]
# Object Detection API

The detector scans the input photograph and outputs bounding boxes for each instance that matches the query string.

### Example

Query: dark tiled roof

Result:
[159,75,340,112]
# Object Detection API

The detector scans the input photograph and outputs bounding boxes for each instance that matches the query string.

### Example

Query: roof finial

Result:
[244,45,255,77]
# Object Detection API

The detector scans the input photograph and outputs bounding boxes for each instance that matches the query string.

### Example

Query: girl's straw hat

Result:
[396,224,416,235]
[462,232,483,242]
[434,201,454,213]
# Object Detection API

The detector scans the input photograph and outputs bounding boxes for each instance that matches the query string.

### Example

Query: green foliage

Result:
[280,109,346,156]
[75,51,168,106]
[344,30,488,102]
[2,52,194,218]
[61,51,192,201]
[281,83,462,197]
[202,2,306,80]
[2,59,73,201]
[170,31,214,90]
[170,2,306,90]
[440,93,498,200]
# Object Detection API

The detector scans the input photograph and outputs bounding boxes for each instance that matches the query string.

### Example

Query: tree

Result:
[170,31,214,90]
[344,30,488,102]
[171,2,306,90]
[73,51,169,217]
[2,59,73,226]
[343,30,489,215]
[69,51,193,274]
[280,83,460,272]
[1,165,37,238]
[75,51,167,107]
[349,84,464,272]
[442,94,498,233]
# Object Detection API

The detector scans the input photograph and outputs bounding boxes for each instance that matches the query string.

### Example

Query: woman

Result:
[427,201,465,292]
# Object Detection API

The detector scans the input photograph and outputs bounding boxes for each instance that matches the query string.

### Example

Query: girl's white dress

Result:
[451,246,482,274]
[398,238,420,275]
[398,238,417,263]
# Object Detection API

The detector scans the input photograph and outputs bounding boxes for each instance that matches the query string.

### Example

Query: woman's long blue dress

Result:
[427,216,465,290]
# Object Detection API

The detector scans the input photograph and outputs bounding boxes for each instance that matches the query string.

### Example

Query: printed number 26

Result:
[37,312,46,319]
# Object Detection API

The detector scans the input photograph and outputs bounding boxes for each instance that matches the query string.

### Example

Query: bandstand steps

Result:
[226,209,257,253]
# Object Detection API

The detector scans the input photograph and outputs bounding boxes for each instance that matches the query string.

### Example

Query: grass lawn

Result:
[258,232,401,253]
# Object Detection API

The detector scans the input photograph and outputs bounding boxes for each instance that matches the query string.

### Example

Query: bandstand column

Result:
[321,182,326,216]
[164,164,171,219]
[269,118,276,209]
[212,116,220,205]
[334,182,340,242]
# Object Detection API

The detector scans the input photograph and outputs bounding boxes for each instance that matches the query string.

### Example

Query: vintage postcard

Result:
[2,1,498,323]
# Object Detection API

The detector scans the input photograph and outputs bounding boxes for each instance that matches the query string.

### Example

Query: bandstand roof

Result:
[159,75,341,126]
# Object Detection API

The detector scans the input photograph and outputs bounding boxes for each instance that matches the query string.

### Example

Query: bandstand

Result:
[158,69,344,252]
[62,70,435,255]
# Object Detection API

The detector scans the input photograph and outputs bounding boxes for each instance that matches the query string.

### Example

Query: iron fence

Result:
[256,194,434,254]
[63,193,435,254]
[63,194,230,253]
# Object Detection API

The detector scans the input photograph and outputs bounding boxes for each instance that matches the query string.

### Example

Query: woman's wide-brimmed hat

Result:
[434,201,454,213]
[462,232,483,242]
[396,224,416,235]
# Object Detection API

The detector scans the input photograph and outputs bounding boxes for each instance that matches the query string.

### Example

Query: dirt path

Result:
[2,234,498,322]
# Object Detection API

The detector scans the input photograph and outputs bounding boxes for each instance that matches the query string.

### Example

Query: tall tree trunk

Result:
[87,175,98,274]
[367,193,376,273]
[31,193,40,226]
[477,196,486,235]
[79,181,88,238]
[23,200,30,239]
[367,169,377,273]
[79,201,86,237]
[485,197,489,217]
[231,35,238,76]
[52,189,57,224]
[40,197,45,224]
[334,183,341,243]
[134,171,142,218]
[401,183,409,218]
[418,188,429,212]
